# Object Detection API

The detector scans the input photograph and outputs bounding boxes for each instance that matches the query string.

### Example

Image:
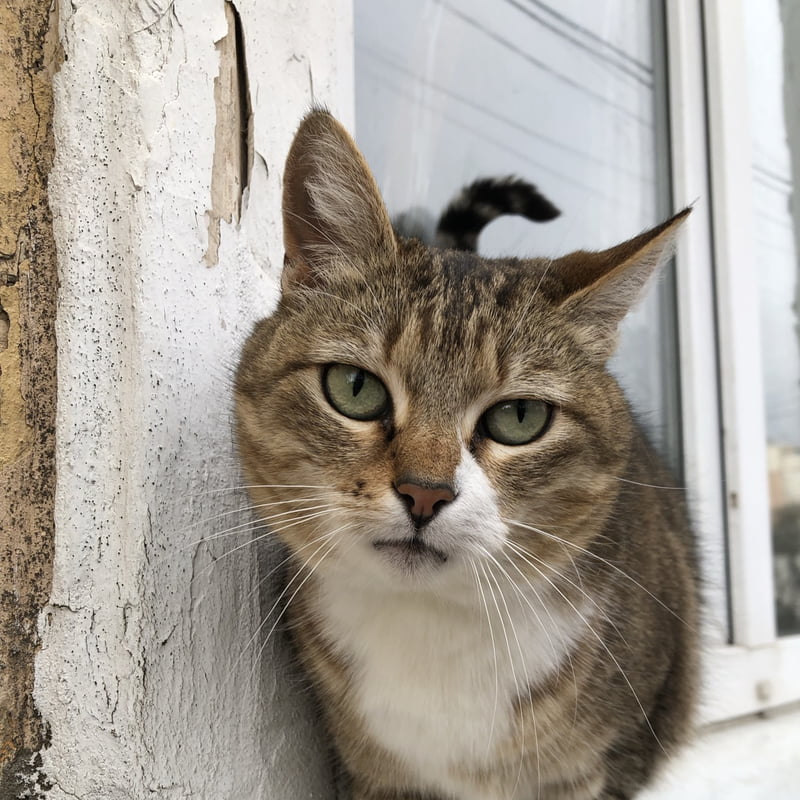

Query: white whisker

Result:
[504,518,693,630]
[504,539,628,647]
[188,508,340,585]
[480,557,537,798]
[245,532,343,685]
[187,483,335,498]
[179,494,340,532]
[502,538,666,754]
[214,529,344,708]
[183,503,335,548]
[614,477,687,490]
[468,557,499,756]
[498,548,581,733]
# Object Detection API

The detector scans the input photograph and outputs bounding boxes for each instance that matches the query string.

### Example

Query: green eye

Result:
[482,399,551,446]
[323,364,389,421]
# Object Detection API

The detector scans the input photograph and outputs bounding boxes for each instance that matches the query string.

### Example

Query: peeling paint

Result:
[204,1,253,267]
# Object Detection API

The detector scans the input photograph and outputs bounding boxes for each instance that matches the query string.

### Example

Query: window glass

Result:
[743,0,800,636]
[354,0,681,471]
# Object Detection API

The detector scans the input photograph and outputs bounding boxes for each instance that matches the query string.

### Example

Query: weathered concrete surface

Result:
[0,0,59,794]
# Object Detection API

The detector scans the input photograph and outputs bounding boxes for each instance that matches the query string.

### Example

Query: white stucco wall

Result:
[35,1,352,796]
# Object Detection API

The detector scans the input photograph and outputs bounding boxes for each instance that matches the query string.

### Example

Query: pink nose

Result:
[395,481,456,524]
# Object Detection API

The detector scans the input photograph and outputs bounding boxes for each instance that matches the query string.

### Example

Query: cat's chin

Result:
[372,537,449,572]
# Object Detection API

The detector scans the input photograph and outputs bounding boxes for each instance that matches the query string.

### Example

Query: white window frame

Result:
[668,0,800,723]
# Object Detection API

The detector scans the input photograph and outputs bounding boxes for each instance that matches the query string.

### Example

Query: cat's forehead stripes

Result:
[387,254,576,405]
[305,250,578,420]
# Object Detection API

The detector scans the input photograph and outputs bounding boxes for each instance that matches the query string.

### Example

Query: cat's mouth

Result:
[372,537,448,567]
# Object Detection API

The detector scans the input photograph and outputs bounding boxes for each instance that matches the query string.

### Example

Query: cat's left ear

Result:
[281,109,397,293]
[556,208,690,360]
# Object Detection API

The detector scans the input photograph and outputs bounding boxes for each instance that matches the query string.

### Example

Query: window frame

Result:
[669,0,800,723]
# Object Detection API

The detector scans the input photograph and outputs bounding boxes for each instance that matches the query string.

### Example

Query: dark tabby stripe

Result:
[434,176,560,251]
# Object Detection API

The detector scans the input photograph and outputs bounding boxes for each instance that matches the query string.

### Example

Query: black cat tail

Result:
[435,176,560,252]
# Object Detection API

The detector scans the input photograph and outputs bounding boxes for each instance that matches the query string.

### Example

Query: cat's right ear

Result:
[281,109,397,293]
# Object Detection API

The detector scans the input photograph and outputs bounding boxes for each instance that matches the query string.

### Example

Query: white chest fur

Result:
[317,566,587,799]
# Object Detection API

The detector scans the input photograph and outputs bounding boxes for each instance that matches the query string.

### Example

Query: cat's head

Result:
[234,110,688,590]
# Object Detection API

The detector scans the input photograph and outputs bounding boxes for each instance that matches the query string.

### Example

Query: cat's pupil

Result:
[351,370,365,397]
[322,364,389,421]
[516,399,526,423]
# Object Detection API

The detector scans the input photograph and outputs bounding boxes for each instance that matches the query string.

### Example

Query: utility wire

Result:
[439,1,652,127]
[523,0,653,71]
[359,62,644,207]
[357,43,653,183]
[503,0,653,87]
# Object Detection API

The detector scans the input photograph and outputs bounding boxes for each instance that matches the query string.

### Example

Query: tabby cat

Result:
[234,110,698,800]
